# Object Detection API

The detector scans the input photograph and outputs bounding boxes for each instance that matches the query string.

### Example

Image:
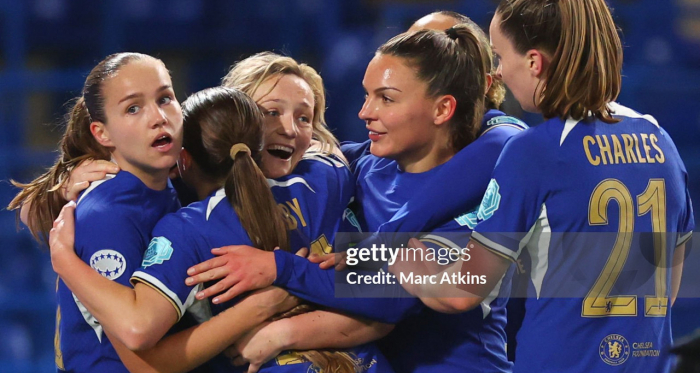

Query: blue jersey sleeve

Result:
[273,250,421,324]
[470,131,548,261]
[130,213,202,320]
[341,140,371,173]
[75,207,145,288]
[377,125,524,235]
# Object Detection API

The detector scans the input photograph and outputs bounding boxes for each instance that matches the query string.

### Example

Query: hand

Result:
[185,246,308,304]
[308,251,348,271]
[388,238,435,297]
[226,321,286,373]
[49,201,79,274]
[61,159,119,201]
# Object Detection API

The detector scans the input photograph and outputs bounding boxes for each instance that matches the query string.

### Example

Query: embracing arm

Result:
[390,238,512,314]
[229,309,393,371]
[110,287,298,373]
[265,310,392,351]
[50,202,176,350]
[185,246,420,324]
[20,159,119,227]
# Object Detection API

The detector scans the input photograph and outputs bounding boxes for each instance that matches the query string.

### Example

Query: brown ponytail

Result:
[495,0,622,122]
[7,52,152,244]
[378,25,488,152]
[181,87,289,252]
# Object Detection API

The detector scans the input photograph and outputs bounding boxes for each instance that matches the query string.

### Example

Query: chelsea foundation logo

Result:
[600,334,630,366]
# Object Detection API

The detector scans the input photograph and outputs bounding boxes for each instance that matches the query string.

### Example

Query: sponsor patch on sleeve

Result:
[142,237,174,268]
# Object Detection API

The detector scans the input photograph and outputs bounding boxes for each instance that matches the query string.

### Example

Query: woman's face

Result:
[358,54,441,168]
[253,74,314,179]
[99,58,183,181]
[489,13,541,113]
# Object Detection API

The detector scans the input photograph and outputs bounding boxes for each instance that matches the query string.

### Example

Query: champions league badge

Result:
[90,250,126,280]
[142,236,174,268]
[600,334,631,366]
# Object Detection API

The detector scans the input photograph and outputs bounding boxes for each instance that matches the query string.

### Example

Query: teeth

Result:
[369,131,379,135]
[268,145,293,153]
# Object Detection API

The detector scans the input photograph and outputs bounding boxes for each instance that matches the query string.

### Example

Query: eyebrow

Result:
[118,85,172,105]
[371,87,402,94]
[259,98,312,108]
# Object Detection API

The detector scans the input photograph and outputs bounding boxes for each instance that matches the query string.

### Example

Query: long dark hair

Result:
[378,25,489,152]
[181,86,289,252]
[8,53,154,244]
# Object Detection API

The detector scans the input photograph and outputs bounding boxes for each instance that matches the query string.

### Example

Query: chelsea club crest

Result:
[599,334,630,366]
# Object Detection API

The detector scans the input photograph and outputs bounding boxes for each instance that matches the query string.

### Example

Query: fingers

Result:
[193,274,238,300]
[336,253,348,271]
[211,245,247,255]
[58,201,77,230]
[187,255,229,277]
[185,259,233,290]
[247,363,261,373]
[212,282,249,304]
[319,257,335,270]
[64,160,119,201]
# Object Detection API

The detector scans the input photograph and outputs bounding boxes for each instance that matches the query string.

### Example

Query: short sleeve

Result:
[130,214,202,320]
[471,134,548,261]
[74,208,145,288]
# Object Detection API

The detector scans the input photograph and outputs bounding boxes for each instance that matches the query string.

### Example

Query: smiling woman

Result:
[222,52,339,178]
[252,73,314,179]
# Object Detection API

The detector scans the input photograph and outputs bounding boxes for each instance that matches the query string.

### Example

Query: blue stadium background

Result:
[0,0,698,371]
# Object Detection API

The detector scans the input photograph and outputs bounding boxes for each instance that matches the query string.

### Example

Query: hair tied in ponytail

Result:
[229,143,251,160]
[445,27,459,40]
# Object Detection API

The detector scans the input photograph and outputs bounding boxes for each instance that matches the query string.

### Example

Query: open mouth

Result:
[266,144,294,160]
[152,134,173,148]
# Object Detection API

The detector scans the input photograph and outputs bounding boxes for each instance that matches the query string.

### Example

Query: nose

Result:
[495,64,503,79]
[279,113,298,138]
[358,97,374,123]
[151,104,167,128]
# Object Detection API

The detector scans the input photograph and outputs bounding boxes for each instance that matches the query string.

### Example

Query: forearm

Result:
[274,250,419,323]
[54,252,173,349]
[113,291,282,373]
[278,311,393,350]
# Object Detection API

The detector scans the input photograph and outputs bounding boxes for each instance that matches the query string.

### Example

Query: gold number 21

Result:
[583,178,667,317]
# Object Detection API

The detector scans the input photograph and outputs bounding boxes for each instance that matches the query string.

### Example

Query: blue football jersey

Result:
[471,103,695,372]
[55,171,180,372]
[131,153,391,372]
[271,111,527,343]
[269,152,358,254]
[352,150,513,373]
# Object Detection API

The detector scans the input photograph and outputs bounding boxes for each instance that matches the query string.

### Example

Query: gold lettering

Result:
[286,198,307,227]
[650,134,665,163]
[611,135,626,164]
[632,134,646,163]
[640,134,655,163]
[583,136,600,166]
[621,134,638,163]
[279,204,297,230]
[596,135,614,165]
